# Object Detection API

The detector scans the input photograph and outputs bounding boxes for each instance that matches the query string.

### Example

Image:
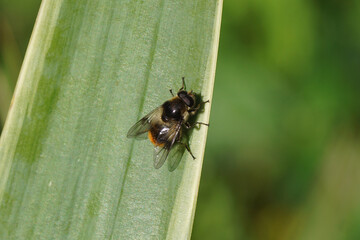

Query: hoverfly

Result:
[127,77,209,171]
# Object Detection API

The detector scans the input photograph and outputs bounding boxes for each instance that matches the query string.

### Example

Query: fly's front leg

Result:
[180,77,186,91]
[189,100,210,115]
[169,89,174,97]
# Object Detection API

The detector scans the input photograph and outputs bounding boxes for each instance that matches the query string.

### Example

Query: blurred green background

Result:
[1,0,360,239]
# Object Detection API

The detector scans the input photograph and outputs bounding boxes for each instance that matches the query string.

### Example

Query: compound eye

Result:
[184,95,194,107]
[178,91,194,107]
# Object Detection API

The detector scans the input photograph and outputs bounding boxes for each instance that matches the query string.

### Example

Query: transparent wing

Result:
[127,107,161,139]
[153,122,182,169]
[153,145,171,169]
[167,143,186,171]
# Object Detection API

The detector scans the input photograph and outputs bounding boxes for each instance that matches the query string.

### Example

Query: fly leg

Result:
[189,100,210,115]
[180,77,186,91]
[185,122,209,129]
[169,89,174,97]
[179,142,196,159]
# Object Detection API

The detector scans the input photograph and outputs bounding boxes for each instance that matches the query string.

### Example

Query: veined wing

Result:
[127,107,162,139]
[167,143,186,171]
[153,121,182,169]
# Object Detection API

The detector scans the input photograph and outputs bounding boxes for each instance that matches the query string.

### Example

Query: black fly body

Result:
[127,77,209,171]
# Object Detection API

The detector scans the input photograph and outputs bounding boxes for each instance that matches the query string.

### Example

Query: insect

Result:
[127,77,209,171]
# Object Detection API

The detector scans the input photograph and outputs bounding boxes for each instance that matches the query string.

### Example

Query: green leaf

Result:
[0,0,222,239]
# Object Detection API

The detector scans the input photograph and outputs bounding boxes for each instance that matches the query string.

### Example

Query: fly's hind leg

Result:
[179,141,196,159]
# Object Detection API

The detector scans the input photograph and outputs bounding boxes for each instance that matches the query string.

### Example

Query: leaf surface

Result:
[0,0,222,239]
